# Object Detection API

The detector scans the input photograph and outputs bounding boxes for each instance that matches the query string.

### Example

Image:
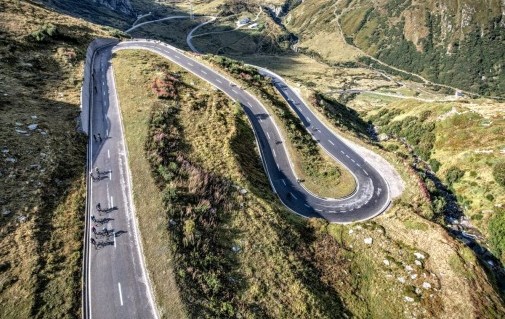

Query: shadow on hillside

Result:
[230,114,350,318]
[36,0,186,30]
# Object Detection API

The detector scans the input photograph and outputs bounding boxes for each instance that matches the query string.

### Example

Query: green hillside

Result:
[287,0,505,97]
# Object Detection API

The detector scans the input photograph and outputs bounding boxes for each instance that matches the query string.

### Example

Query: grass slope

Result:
[111,49,505,318]
[0,0,109,317]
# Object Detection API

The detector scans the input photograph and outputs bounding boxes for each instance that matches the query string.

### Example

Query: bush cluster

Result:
[493,161,505,188]
[370,110,435,161]
[30,23,58,42]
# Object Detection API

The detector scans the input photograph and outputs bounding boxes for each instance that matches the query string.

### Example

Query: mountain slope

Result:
[286,0,505,97]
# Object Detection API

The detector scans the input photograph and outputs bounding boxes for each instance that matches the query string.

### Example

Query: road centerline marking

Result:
[118,283,124,306]
[328,140,334,146]
[216,79,222,83]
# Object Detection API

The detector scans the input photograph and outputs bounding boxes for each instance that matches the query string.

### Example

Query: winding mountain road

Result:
[114,39,391,223]
[83,38,393,318]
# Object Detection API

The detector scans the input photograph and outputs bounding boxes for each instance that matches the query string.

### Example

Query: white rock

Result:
[31,115,38,119]
[28,124,38,130]
[422,282,431,289]
[239,188,248,195]
[411,274,418,280]
[383,259,390,266]
[414,252,425,259]
[405,265,413,272]
[348,229,354,234]
[397,277,406,284]
[1,148,8,153]
[364,237,373,245]
[15,129,28,134]
[404,296,414,302]
[415,260,422,266]
[5,157,16,163]
[231,245,241,253]
[15,122,22,126]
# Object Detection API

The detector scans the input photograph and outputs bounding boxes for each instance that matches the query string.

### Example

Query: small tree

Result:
[493,161,505,188]
[445,166,464,186]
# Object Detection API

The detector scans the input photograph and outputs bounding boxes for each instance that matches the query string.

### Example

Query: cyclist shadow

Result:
[99,206,118,215]
[94,240,114,250]
[114,230,127,238]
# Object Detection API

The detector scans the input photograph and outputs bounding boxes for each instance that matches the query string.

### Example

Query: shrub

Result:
[429,158,441,173]
[30,23,58,42]
[493,161,505,188]
[489,209,505,263]
[445,166,464,185]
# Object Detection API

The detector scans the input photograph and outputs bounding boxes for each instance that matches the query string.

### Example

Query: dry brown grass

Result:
[112,51,187,319]
[0,0,109,317]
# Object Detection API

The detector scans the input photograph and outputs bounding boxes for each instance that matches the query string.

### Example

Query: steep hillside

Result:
[113,49,505,318]
[286,0,505,97]
[0,1,111,317]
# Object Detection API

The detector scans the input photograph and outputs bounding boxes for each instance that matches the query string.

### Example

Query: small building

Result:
[237,17,250,26]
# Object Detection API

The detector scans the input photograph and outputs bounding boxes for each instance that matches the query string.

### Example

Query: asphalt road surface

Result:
[83,39,391,318]
[85,46,157,319]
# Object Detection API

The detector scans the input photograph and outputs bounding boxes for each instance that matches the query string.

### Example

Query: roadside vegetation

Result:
[364,100,505,266]
[113,49,505,318]
[0,1,110,318]
[204,55,356,198]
